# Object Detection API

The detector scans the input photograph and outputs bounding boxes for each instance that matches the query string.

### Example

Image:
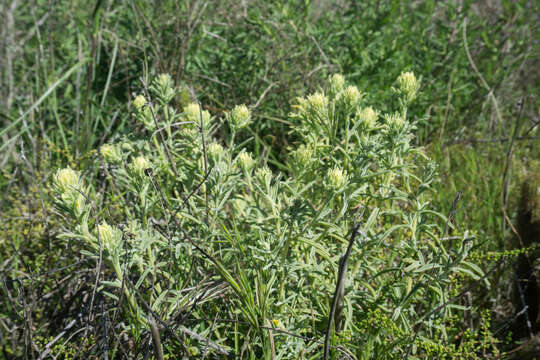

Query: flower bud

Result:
[237,151,255,172]
[133,95,146,111]
[184,103,210,126]
[227,104,251,130]
[329,74,345,92]
[307,92,328,112]
[384,112,405,130]
[53,168,80,194]
[130,156,151,176]
[207,142,225,162]
[356,106,379,129]
[100,144,123,164]
[397,72,420,102]
[327,167,348,190]
[341,85,362,106]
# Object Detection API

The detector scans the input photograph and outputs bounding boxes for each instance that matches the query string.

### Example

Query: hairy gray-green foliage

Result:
[50,73,487,358]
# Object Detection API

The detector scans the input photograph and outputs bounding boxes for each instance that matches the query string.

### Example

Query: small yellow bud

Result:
[53,167,80,193]
[207,142,225,161]
[184,103,210,126]
[329,74,346,92]
[227,104,251,130]
[397,72,420,102]
[130,156,151,176]
[307,92,328,112]
[356,107,379,129]
[100,144,123,163]
[384,112,405,130]
[341,85,362,105]
[327,167,348,190]
[133,95,146,111]
[237,151,255,172]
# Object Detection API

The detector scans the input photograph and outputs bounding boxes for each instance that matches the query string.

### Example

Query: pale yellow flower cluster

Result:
[100,144,123,163]
[53,168,80,193]
[52,167,86,216]
[228,104,251,130]
[184,103,211,126]
[133,94,156,130]
[97,221,122,253]
[207,143,225,161]
[306,92,328,112]
[327,167,348,190]
[397,71,420,102]
[356,106,379,129]
[133,95,146,110]
[255,166,272,187]
[342,85,362,105]
[384,112,405,130]
[237,151,255,172]
[293,144,313,167]
[130,156,151,176]
[293,92,329,118]
[329,74,345,92]
[156,73,173,89]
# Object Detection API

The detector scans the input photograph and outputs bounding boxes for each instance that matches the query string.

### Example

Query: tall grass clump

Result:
[48,73,500,358]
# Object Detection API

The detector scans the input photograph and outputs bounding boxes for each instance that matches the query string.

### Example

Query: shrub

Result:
[51,73,495,358]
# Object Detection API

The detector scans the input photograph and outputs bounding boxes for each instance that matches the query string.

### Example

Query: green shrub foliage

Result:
[51,73,492,358]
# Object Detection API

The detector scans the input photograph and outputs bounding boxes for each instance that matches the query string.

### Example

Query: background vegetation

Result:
[1,0,539,358]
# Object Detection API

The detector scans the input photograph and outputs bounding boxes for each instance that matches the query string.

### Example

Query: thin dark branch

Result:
[324,222,361,360]
[148,314,164,360]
